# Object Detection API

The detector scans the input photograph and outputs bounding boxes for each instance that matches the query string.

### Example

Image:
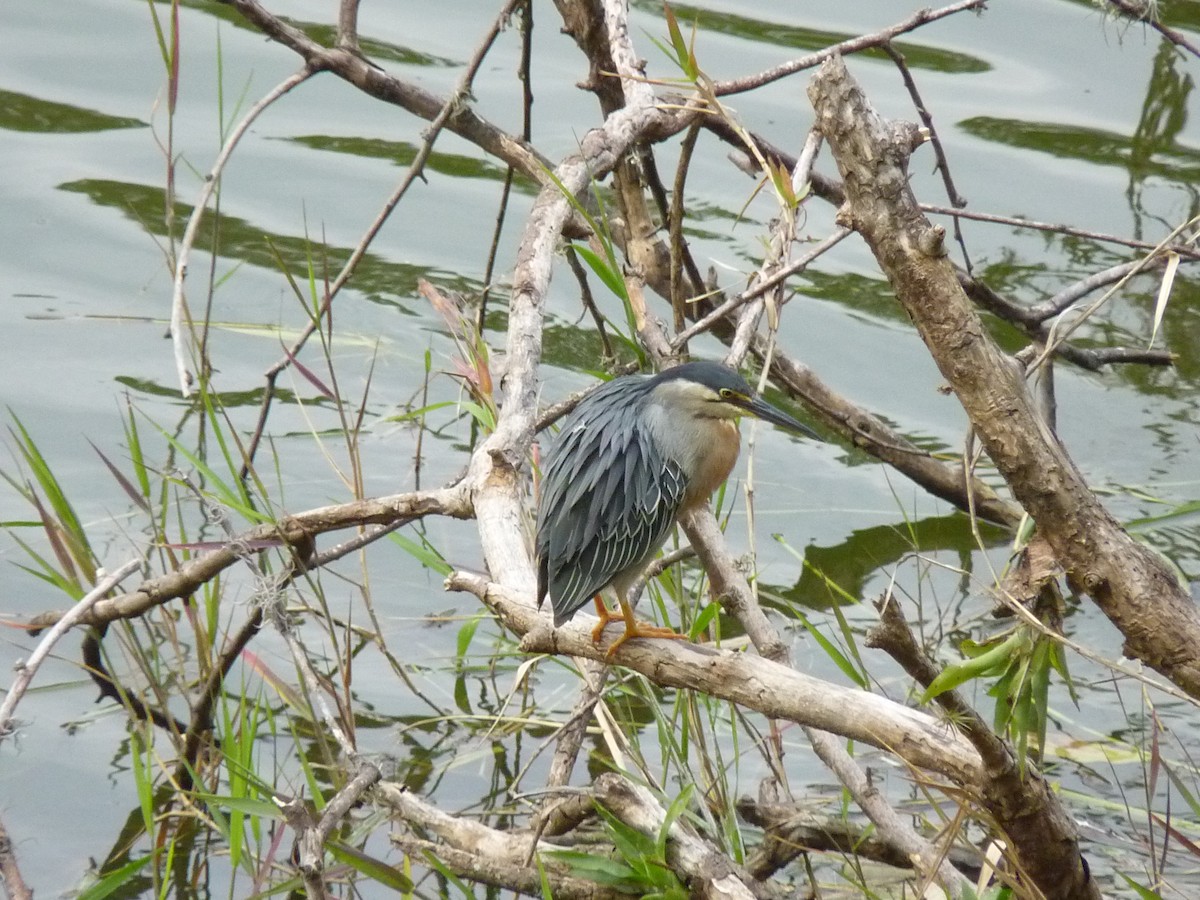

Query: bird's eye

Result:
[719,388,733,399]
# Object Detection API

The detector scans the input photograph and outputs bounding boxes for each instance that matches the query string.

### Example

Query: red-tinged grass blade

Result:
[27,488,82,587]
[278,338,336,400]
[88,439,152,513]
[241,649,309,716]
[1152,812,1200,859]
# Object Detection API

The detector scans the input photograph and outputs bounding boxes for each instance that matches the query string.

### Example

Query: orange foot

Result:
[603,599,687,659]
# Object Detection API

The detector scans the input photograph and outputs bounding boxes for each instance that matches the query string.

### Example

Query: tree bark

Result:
[807,55,1200,700]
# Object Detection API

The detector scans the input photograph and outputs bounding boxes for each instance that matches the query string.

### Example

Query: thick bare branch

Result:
[807,54,1200,699]
[449,571,983,786]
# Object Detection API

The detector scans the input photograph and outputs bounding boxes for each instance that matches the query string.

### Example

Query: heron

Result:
[535,361,818,657]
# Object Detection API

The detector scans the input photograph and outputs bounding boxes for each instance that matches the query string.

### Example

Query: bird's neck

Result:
[683,419,740,507]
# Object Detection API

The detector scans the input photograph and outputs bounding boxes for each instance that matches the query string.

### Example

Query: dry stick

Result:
[725,128,822,369]
[1031,215,1200,373]
[171,507,445,791]
[1027,258,1172,323]
[0,812,32,900]
[922,203,1200,260]
[242,0,524,472]
[964,257,1174,329]
[478,0,534,334]
[174,607,262,791]
[335,0,361,48]
[704,120,1179,368]
[671,227,852,351]
[568,26,767,890]
[222,0,553,173]
[563,246,616,361]
[579,10,974,885]
[668,122,704,350]
[679,512,971,898]
[882,41,972,273]
[533,665,610,803]
[867,594,1097,900]
[740,797,983,882]
[379,782,613,897]
[266,592,381,897]
[1104,0,1200,59]
[711,0,987,96]
[25,486,470,632]
[169,69,315,397]
[808,53,1185,895]
[960,269,1175,371]
[458,84,701,885]
[754,338,1024,529]
[592,774,757,900]
[0,558,141,740]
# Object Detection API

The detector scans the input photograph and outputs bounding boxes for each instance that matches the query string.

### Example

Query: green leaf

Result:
[920,631,1025,703]
[1119,873,1164,899]
[76,855,154,900]
[457,399,496,431]
[657,784,693,860]
[542,850,639,888]
[794,610,868,689]
[391,531,453,577]
[689,600,721,640]
[572,243,628,301]
[147,417,266,524]
[456,612,483,663]
[192,792,284,819]
[328,841,415,892]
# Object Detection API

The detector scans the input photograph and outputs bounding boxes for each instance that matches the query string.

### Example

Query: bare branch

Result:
[450,571,984,786]
[807,54,1200,695]
[711,0,987,96]
[170,68,315,397]
[0,559,142,741]
[25,487,470,631]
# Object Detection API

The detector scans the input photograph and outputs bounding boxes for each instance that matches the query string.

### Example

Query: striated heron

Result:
[535,361,818,656]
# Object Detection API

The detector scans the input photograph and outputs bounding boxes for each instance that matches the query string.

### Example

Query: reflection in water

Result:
[1128,38,1197,238]
[0,88,146,133]
[59,178,479,309]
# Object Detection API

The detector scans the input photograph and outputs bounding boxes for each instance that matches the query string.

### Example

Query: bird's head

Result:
[649,361,819,439]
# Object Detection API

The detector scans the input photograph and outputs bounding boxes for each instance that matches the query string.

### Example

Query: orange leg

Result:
[590,594,621,645]
[603,598,687,659]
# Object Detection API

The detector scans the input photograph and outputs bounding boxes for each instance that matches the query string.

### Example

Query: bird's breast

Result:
[683,419,740,507]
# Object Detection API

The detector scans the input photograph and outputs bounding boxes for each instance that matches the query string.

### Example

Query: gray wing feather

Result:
[536,380,687,626]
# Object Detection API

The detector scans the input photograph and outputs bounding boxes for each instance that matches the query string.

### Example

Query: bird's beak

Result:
[740,394,820,440]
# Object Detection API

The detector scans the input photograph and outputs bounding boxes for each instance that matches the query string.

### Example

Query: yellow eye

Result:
[719,388,733,399]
